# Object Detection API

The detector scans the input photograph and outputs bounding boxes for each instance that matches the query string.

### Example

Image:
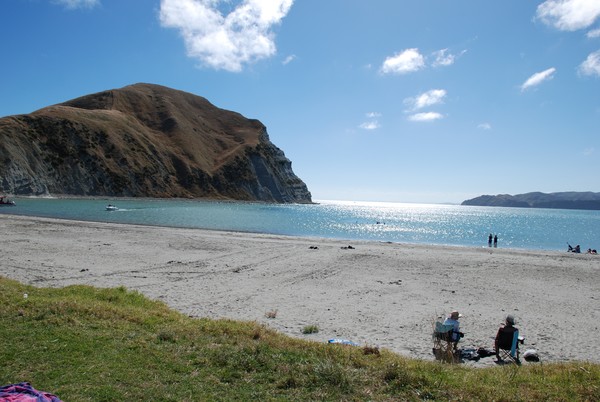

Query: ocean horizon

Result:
[1,196,599,252]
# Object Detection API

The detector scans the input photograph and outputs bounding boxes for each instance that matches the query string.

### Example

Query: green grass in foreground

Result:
[1,277,598,401]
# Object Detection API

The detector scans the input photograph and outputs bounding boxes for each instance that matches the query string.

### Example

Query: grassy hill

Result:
[461,191,600,210]
[0,83,312,202]
[1,276,598,401]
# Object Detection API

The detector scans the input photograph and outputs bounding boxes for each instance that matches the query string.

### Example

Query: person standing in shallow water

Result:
[494,235,498,248]
[488,233,493,247]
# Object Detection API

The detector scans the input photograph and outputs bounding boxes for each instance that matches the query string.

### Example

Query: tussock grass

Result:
[1,276,598,401]
[302,324,319,334]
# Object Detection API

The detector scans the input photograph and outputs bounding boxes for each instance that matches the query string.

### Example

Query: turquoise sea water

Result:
[1,197,599,252]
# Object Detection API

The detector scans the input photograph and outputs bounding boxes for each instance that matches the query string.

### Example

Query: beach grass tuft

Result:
[1,276,599,401]
[302,324,319,334]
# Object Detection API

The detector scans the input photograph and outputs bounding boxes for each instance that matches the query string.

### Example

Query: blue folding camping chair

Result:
[432,321,458,362]
[495,326,523,365]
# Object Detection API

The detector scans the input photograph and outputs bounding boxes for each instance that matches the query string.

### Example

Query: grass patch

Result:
[1,276,599,401]
[302,325,319,335]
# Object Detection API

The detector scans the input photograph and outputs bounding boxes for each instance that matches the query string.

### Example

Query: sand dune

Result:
[2,215,598,367]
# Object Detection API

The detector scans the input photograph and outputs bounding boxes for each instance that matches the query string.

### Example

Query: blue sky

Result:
[2,0,600,203]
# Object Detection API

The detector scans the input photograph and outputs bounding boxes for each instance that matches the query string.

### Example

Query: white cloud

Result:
[159,0,294,72]
[520,67,556,91]
[431,48,466,67]
[381,48,465,75]
[380,48,425,74]
[536,0,600,31]
[359,113,381,130]
[477,123,492,130]
[432,49,455,66]
[404,90,446,122]
[587,28,600,38]
[408,112,444,122]
[53,0,100,9]
[359,121,380,130]
[282,55,296,65]
[405,89,447,111]
[579,50,600,76]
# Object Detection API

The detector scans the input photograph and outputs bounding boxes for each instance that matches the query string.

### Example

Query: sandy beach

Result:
[1,214,598,367]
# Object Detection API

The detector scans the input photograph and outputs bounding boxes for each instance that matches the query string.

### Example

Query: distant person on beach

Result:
[443,311,464,348]
[488,234,493,247]
[494,235,498,248]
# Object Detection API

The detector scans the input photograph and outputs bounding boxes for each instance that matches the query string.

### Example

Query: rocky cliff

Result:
[0,83,312,203]
[462,192,600,210]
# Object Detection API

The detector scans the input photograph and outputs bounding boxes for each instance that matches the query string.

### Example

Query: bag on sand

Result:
[523,349,540,362]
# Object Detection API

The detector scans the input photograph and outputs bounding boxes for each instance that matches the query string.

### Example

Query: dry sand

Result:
[1,215,599,367]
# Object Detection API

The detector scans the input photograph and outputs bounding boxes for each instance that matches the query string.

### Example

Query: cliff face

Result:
[462,192,600,210]
[0,83,312,203]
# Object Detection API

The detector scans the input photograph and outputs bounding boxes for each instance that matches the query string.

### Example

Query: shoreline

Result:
[2,209,574,255]
[1,204,584,254]
[2,214,598,367]
[5,195,600,253]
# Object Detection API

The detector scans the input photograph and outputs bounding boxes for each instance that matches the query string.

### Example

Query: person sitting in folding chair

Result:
[442,311,464,350]
[495,314,523,364]
[432,320,455,362]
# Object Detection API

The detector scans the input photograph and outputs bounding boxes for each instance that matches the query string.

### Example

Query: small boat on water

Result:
[106,204,118,211]
[0,196,16,206]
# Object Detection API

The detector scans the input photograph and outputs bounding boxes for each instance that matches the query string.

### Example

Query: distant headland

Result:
[461,191,600,211]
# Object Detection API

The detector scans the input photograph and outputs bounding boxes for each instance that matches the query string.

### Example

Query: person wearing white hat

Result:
[443,310,464,348]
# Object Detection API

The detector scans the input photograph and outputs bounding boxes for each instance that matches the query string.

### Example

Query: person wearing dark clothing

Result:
[495,315,519,361]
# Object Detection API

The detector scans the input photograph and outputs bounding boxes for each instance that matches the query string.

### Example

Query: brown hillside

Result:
[0,83,312,202]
